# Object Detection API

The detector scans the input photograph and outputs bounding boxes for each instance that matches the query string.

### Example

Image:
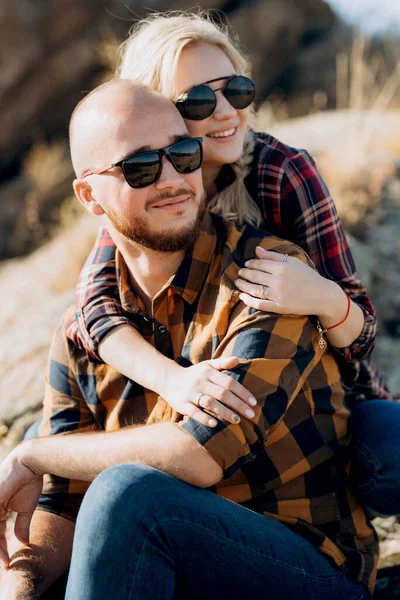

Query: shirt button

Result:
[158,325,167,334]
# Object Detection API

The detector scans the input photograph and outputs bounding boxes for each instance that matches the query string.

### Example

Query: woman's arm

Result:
[235,246,365,349]
[241,145,376,360]
[98,325,257,426]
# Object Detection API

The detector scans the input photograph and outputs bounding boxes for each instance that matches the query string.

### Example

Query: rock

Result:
[0,213,99,460]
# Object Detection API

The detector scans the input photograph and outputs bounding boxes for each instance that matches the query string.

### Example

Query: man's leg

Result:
[351,399,400,516]
[65,464,370,600]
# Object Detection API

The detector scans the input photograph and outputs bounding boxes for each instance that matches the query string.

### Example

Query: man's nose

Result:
[213,91,236,121]
[155,156,186,190]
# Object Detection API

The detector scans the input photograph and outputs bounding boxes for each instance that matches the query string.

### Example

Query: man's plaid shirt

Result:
[67,131,391,406]
[40,214,378,593]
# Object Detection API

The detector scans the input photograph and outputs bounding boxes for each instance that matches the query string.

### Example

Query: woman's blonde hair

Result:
[118,11,262,228]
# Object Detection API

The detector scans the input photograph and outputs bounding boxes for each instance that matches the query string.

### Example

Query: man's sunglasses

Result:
[175,75,255,121]
[82,137,203,189]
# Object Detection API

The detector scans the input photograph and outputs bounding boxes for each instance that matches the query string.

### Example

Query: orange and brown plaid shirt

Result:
[38,213,378,593]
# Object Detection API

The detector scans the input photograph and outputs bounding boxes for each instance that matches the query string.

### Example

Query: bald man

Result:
[0,80,375,600]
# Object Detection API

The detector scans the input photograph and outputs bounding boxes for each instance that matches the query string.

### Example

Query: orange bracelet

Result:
[316,293,351,349]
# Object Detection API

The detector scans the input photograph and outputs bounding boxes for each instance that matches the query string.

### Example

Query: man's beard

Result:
[105,192,206,253]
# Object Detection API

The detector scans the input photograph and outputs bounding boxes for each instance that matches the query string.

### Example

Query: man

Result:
[0,80,376,599]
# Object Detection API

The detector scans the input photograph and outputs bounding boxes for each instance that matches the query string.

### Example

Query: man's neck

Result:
[112,230,185,315]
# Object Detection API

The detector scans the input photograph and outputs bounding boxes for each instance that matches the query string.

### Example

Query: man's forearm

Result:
[0,510,74,600]
[23,422,222,489]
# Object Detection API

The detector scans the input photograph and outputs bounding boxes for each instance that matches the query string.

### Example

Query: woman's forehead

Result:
[175,43,236,94]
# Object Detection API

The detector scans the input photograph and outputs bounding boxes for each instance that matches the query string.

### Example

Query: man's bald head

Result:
[69,79,180,178]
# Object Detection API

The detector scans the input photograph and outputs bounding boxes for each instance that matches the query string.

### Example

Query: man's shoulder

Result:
[216,216,313,271]
[50,305,88,363]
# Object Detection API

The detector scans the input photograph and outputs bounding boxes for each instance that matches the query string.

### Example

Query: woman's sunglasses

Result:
[175,75,255,121]
[82,137,203,189]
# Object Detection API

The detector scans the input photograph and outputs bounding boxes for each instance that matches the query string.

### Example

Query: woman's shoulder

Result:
[250,130,316,171]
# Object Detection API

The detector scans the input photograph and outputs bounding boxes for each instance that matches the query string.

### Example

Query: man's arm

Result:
[0,510,74,600]
[0,421,222,568]
[25,421,222,488]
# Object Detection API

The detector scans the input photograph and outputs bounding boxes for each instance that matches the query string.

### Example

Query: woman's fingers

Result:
[239,292,280,313]
[208,356,240,370]
[185,391,252,426]
[234,277,270,301]
[255,247,288,261]
[237,267,272,286]
[197,380,255,422]
[208,360,256,406]
[183,402,219,428]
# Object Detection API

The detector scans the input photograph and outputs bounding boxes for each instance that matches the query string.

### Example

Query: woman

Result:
[67,12,397,515]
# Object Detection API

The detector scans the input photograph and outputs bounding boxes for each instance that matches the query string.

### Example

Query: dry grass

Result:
[256,36,400,239]
[259,35,400,128]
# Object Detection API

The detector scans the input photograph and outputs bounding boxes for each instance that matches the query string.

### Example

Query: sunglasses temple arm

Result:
[82,165,115,179]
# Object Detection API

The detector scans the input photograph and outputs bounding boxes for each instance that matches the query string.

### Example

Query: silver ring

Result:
[281,254,288,263]
[260,285,269,300]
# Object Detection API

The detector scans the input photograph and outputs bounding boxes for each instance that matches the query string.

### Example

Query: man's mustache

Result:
[146,187,197,210]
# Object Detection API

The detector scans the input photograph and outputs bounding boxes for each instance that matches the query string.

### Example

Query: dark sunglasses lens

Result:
[185,85,216,120]
[169,139,202,173]
[123,153,160,188]
[225,76,255,109]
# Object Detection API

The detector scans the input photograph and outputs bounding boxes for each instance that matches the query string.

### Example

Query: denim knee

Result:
[351,400,400,516]
[78,463,171,525]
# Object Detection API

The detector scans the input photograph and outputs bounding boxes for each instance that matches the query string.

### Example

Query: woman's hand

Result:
[163,357,257,428]
[234,246,338,318]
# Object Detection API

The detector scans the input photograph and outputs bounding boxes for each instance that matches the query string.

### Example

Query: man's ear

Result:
[73,178,105,216]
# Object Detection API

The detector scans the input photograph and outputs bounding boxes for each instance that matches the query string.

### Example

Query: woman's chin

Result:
[204,142,243,167]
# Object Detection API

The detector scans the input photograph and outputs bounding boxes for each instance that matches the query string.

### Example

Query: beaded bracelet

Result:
[316,293,351,349]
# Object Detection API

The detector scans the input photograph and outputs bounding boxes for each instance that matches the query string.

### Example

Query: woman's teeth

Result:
[208,128,235,138]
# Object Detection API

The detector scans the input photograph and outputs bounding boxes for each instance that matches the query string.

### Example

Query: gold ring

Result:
[260,285,269,300]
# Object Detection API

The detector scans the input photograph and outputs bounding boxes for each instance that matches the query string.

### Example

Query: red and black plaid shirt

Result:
[66,131,391,406]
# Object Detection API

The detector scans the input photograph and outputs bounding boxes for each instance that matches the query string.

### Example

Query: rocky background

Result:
[1,0,400,596]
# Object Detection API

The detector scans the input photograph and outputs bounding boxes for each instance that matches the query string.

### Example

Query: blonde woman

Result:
[66,12,396,516]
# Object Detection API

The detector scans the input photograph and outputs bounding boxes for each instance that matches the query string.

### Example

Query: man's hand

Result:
[0,442,43,568]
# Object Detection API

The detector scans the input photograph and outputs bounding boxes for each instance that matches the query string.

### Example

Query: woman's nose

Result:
[212,91,237,121]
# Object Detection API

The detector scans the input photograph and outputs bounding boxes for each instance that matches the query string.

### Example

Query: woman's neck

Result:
[202,164,222,199]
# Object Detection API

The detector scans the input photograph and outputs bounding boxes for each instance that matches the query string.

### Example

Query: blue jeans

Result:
[351,399,400,516]
[64,464,370,600]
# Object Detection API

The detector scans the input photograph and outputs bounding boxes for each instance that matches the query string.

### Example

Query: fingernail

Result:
[248,396,257,406]
[208,418,217,427]
[244,261,249,267]
[245,409,255,418]
[238,269,243,276]
[231,414,241,424]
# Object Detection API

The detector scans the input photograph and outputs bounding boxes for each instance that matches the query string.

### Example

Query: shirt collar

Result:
[116,212,217,312]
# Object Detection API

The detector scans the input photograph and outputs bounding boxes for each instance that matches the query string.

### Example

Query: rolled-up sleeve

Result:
[178,308,322,480]
[63,225,133,361]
